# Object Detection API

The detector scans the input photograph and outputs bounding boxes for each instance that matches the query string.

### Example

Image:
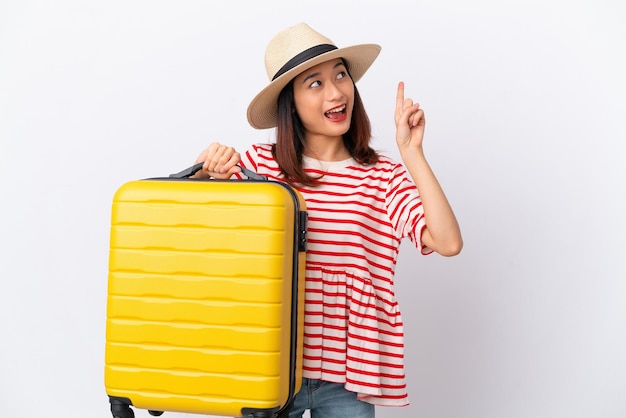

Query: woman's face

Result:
[292,58,354,139]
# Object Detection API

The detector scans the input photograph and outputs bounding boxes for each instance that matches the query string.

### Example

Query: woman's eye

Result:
[337,71,346,79]
[310,80,321,87]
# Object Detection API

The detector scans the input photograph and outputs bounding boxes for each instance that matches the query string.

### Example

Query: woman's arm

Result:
[394,82,463,256]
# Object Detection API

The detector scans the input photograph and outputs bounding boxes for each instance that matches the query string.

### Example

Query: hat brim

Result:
[246,43,381,130]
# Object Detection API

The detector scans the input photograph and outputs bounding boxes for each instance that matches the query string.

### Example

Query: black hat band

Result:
[272,44,338,81]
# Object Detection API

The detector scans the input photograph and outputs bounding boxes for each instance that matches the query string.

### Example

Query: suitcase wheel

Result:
[110,407,133,418]
[109,397,134,418]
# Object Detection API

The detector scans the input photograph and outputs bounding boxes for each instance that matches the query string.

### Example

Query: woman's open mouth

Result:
[325,105,347,122]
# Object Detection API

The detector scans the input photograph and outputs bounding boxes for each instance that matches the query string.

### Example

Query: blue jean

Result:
[287,378,376,418]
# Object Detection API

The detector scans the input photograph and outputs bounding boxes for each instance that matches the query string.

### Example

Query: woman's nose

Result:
[325,81,343,100]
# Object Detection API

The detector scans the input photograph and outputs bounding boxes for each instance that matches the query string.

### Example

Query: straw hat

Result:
[246,23,381,129]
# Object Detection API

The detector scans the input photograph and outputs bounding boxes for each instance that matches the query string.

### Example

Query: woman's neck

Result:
[303,134,351,162]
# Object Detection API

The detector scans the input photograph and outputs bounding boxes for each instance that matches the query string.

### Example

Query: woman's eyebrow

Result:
[334,61,346,70]
[301,71,321,84]
[300,61,346,84]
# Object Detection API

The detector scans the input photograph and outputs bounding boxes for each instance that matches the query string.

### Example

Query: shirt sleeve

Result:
[233,144,261,179]
[386,163,432,255]
[236,143,282,180]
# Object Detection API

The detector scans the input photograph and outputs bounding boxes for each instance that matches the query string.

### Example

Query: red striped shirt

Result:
[240,143,430,406]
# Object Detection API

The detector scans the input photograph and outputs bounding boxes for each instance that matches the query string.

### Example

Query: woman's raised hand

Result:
[394,81,426,153]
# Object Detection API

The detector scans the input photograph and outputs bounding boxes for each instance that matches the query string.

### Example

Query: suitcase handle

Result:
[169,162,267,181]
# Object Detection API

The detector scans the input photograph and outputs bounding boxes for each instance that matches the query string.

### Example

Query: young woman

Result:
[193,22,462,418]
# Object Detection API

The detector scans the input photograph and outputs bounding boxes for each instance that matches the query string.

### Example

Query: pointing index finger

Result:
[396,81,405,112]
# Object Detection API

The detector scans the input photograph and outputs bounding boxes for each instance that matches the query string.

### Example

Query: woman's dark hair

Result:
[272,67,379,186]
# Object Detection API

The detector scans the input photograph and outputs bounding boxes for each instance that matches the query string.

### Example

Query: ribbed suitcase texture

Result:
[104,173,306,418]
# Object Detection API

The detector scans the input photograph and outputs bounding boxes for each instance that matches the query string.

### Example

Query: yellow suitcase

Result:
[104,164,307,418]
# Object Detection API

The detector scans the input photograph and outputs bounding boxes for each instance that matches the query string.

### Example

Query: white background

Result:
[1,0,625,417]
